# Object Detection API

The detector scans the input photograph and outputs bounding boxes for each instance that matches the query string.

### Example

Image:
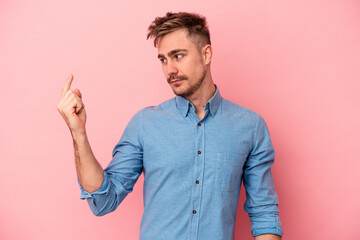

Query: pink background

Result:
[1,0,359,239]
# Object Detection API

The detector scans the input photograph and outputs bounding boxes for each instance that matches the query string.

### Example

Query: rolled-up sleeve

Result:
[78,109,144,217]
[242,114,283,237]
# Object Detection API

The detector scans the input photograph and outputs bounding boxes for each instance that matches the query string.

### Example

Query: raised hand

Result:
[57,74,87,134]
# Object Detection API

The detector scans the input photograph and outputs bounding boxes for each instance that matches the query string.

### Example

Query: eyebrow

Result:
[157,49,188,59]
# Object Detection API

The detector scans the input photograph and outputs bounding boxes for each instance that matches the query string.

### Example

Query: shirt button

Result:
[193,210,197,214]
[197,122,201,126]
[198,150,201,155]
[196,180,199,184]
[189,103,192,107]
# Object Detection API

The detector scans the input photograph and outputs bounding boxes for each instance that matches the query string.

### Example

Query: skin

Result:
[254,234,282,240]
[56,74,103,193]
[56,28,281,240]
[157,29,215,120]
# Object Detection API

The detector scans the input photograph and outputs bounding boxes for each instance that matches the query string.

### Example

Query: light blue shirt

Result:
[79,85,283,239]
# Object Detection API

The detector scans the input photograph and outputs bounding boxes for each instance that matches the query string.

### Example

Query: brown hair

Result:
[147,12,211,51]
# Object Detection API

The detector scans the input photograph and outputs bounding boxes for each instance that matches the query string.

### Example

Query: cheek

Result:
[189,62,205,79]
[183,60,198,76]
[161,65,167,76]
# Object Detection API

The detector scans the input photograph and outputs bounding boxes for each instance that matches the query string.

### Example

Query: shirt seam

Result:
[251,114,261,154]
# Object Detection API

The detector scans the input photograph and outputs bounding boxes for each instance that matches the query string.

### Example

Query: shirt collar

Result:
[175,84,222,118]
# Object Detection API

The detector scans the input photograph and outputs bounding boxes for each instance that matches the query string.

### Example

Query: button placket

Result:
[189,117,204,240]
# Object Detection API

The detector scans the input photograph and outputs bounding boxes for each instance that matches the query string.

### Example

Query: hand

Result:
[56,74,87,134]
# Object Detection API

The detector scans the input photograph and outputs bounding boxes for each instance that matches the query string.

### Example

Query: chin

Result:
[173,90,187,97]
[171,85,187,96]
[174,90,193,98]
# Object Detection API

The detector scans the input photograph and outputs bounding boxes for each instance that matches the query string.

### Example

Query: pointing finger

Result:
[61,74,74,98]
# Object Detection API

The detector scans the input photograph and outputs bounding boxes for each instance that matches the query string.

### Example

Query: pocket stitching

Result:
[215,153,243,192]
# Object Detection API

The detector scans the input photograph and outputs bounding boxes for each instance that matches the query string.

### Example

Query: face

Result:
[157,29,208,98]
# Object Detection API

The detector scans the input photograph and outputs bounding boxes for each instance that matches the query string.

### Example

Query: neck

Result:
[186,71,216,119]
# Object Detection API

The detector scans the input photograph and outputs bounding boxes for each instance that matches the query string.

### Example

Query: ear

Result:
[201,44,212,65]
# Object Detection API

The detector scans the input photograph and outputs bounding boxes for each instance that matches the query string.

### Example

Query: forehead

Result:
[157,29,197,54]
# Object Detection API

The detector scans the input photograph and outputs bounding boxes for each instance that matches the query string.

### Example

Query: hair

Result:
[147,12,211,51]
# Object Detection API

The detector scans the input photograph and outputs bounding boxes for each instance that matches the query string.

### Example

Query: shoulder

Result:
[132,97,177,119]
[220,98,270,142]
[220,97,263,123]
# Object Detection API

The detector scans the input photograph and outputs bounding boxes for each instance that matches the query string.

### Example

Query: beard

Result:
[170,68,207,98]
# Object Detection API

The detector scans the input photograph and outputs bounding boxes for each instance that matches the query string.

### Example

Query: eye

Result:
[159,58,167,64]
[175,54,183,60]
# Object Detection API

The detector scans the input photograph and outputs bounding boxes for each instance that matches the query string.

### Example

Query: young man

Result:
[57,12,283,240]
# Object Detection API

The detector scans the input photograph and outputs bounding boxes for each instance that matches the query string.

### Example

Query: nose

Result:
[166,59,178,77]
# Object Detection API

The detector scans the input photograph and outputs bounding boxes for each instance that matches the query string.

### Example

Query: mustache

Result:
[167,74,188,83]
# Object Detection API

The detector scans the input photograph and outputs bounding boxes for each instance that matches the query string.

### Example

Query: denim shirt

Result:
[79,86,283,239]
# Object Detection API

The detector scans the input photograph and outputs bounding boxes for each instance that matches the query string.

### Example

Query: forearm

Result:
[254,234,281,240]
[72,130,104,193]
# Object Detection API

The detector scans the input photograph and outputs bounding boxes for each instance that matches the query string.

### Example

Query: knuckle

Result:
[65,90,72,97]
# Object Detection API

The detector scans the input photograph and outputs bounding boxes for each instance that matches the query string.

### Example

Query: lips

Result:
[168,75,187,84]
[169,79,184,86]
[170,79,183,83]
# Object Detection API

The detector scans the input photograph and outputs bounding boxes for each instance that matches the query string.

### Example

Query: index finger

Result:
[61,74,74,98]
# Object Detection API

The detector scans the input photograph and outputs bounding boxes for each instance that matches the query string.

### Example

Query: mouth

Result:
[169,79,184,84]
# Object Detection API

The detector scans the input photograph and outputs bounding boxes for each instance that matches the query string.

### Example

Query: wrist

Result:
[254,234,282,240]
[70,128,87,140]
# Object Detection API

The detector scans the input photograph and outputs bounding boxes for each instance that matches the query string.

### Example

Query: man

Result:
[57,12,283,240]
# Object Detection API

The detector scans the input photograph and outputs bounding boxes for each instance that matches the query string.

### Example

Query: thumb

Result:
[73,88,82,98]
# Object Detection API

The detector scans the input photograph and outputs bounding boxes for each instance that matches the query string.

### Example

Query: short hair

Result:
[147,12,211,51]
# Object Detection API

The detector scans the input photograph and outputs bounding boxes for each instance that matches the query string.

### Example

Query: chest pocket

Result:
[215,152,245,192]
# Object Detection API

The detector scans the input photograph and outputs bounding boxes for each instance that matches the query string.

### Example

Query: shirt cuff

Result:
[78,171,110,199]
[252,226,283,237]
